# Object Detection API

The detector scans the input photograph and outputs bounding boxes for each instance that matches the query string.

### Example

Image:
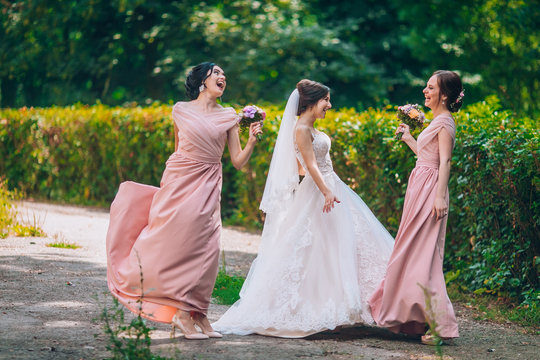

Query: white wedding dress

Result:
[213,126,395,338]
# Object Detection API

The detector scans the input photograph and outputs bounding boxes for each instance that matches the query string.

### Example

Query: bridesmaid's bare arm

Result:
[396,123,418,155]
[431,128,453,220]
[227,122,263,170]
[174,122,179,152]
[295,127,340,212]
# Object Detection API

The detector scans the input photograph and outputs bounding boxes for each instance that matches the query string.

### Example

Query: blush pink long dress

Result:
[106,102,238,323]
[368,114,459,338]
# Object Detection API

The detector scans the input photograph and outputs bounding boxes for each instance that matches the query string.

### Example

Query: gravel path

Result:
[0,201,537,359]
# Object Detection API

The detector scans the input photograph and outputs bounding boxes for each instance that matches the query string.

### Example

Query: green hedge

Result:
[0,104,173,203]
[1,97,538,304]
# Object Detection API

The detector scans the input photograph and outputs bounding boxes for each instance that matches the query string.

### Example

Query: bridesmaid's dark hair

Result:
[433,70,464,113]
[185,62,216,100]
[296,79,330,116]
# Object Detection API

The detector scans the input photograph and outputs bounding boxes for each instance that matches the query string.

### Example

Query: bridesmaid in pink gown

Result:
[106,62,262,340]
[369,70,464,344]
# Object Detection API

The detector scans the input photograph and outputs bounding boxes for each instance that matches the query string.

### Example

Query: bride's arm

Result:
[295,127,340,212]
[297,159,306,176]
[227,122,263,170]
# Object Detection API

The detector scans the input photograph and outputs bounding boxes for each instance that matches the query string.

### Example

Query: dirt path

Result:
[0,202,537,359]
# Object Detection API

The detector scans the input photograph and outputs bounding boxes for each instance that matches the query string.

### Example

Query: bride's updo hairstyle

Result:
[185,62,216,100]
[433,70,464,113]
[296,79,330,116]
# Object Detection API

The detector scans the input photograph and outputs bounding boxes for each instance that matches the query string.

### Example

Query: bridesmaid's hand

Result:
[431,196,448,220]
[248,121,263,143]
[323,191,340,213]
[396,123,412,141]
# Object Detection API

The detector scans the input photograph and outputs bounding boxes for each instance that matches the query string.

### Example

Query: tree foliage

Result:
[1,0,538,113]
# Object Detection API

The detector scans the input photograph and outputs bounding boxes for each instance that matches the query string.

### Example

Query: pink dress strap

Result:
[419,114,456,149]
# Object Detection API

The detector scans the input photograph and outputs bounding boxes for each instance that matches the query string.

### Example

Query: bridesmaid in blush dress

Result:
[106,62,262,340]
[369,70,464,345]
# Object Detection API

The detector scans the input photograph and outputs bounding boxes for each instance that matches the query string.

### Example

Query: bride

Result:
[213,79,394,337]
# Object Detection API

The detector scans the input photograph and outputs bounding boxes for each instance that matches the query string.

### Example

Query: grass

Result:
[46,233,81,249]
[100,252,174,359]
[13,223,46,237]
[0,179,46,238]
[419,283,444,357]
[46,241,81,249]
[212,270,245,305]
[101,297,171,360]
[0,179,18,238]
[14,210,46,237]
[447,283,539,334]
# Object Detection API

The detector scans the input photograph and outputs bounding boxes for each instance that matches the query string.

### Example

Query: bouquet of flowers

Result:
[395,104,425,140]
[238,105,265,140]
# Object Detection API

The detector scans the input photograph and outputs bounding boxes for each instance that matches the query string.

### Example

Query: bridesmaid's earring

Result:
[199,84,205,93]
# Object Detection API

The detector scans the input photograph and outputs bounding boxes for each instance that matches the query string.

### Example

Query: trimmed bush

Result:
[0,104,173,205]
[0,97,538,304]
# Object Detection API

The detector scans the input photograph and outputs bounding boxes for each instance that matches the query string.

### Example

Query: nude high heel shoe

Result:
[421,330,452,346]
[170,314,209,340]
[192,316,223,338]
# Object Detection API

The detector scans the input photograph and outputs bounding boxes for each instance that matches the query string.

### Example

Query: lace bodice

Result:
[294,129,334,175]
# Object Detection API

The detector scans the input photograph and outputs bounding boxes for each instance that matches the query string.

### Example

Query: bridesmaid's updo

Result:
[185,62,216,100]
[433,70,464,113]
[296,79,330,116]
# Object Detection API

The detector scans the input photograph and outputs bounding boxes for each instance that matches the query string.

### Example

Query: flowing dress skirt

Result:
[106,151,224,323]
[368,163,459,338]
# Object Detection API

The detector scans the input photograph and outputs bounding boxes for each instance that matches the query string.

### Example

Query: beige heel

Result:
[193,317,223,338]
[171,314,208,340]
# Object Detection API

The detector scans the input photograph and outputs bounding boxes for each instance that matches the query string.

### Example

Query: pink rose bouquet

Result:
[238,105,265,140]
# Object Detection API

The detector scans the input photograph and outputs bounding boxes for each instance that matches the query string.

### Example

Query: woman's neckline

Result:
[432,111,453,120]
[179,102,228,115]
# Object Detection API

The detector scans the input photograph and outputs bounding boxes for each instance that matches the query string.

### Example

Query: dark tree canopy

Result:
[1,0,538,113]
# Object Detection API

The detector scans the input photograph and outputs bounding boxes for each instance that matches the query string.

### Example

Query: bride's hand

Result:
[248,121,263,143]
[396,123,412,141]
[323,191,340,213]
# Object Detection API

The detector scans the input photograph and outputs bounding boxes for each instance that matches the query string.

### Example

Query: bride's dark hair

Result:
[185,62,216,100]
[296,79,330,116]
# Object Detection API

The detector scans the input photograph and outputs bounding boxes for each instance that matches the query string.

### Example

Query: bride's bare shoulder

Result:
[295,124,311,135]
[295,125,314,145]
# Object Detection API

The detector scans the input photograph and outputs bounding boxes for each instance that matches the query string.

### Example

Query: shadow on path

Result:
[0,251,109,360]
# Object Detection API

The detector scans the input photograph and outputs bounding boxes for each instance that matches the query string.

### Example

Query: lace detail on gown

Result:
[294,129,333,175]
